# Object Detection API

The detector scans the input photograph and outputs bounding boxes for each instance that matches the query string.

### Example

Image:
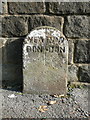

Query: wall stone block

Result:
[68,64,78,82]
[8,2,45,14]
[74,40,90,63]
[64,16,90,38]
[29,15,63,31]
[79,65,90,83]
[49,2,90,15]
[2,16,28,37]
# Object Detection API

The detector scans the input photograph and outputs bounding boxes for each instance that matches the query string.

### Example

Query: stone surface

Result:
[0,39,3,84]
[68,65,78,82]
[0,39,6,85]
[8,2,45,14]
[64,16,90,38]
[74,40,90,63]
[2,16,28,37]
[49,2,90,14]
[0,39,5,64]
[29,15,63,32]
[68,39,74,64]
[23,26,68,95]
[0,17,2,37]
[79,65,90,83]
[0,2,7,14]
[0,2,1,14]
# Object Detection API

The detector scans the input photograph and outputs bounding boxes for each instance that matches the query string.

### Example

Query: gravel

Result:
[1,86,90,119]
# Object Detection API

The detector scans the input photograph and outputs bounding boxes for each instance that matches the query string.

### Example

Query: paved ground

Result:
[1,86,90,119]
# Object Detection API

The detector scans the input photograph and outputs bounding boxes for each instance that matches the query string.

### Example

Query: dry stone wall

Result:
[0,2,90,90]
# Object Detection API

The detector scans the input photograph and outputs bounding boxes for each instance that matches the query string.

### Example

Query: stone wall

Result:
[0,2,90,90]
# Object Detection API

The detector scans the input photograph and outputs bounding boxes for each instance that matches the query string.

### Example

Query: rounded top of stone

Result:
[25,26,67,44]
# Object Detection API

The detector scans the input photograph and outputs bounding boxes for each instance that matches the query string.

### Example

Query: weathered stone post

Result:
[23,26,68,95]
